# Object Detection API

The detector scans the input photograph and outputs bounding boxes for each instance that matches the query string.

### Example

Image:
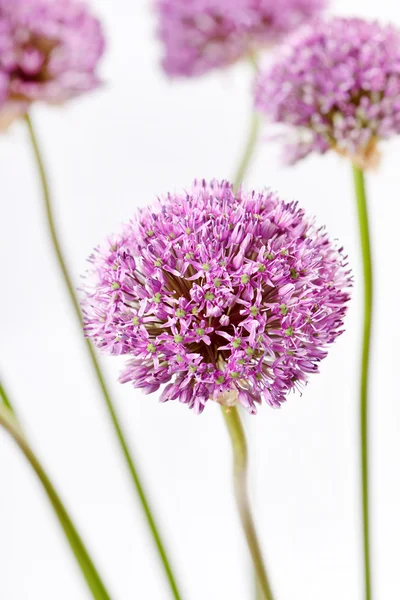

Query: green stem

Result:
[352,165,373,600]
[232,57,261,194]
[233,111,261,194]
[222,406,275,600]
[0,378,15,414]
[247,52,260,75]
[24,114,183,600]
[0,399,112,600]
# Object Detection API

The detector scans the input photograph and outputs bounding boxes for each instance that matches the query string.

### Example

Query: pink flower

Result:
[82,180,351,414]
[0,0,104,125]
[255,18,400,168]
[156,0,327,77]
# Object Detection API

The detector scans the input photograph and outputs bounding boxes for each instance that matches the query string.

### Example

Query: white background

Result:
[1,0,399,598]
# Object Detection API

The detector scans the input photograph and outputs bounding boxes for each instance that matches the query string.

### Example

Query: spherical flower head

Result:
[82,180,351,415]
[0,0,104,126]
[255,17,400,169]
[156,0,327,77]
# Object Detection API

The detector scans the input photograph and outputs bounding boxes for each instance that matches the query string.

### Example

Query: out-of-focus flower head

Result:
[255,17,400,168]
[82,180,351,414]
[0,0,104,127]
[156,0,327,77]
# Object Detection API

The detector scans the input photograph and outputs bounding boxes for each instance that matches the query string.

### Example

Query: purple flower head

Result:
[82,180,351,415]
[156,0,327,77]
[0,0,104,125]
[255,17,400,168]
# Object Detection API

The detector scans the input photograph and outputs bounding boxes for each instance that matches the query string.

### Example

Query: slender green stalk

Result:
[0,398,112,600]
[247,52,260,75]
[222,406,275,600]
[233,111,261,193]
[232,57,260,194]
[352,165,373,600]
[24,114,183,600]
[255,580,264,600]
[0,379,15,414]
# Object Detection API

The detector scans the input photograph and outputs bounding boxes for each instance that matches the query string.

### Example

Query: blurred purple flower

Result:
[82,180,351,414]
[0,70,7,101]
[156,0,326,77]
[255,18,400,168]
[0,0,104,126]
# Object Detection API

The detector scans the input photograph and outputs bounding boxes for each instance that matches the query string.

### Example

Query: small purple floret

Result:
[0,0,104,125]
[82,180,351,414]
[156,0,327,77]
[255,17,400,167]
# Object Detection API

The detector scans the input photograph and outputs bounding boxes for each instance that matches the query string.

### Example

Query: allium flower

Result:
[255,17,400,168]
[82,180,351,415]
[156,0,326,77]
[0,0,104,126]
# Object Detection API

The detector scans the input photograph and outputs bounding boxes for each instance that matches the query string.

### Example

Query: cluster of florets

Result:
[156,0,326,77]
[82,180,351,415]
[255,17,400,168]
[0,0,104,128]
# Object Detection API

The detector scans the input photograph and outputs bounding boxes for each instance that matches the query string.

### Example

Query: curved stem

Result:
[233,111,261,194]
[352,165,373,600]
[24,114,183,600]
[222,406,275,600]
[0,399,112,600]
